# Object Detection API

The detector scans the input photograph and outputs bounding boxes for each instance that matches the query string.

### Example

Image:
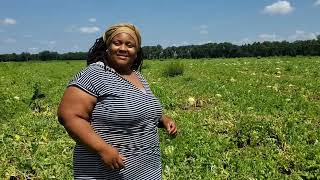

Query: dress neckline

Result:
[95,61,147,95]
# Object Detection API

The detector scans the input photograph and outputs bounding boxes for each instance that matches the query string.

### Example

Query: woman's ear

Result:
[134,48,141,60]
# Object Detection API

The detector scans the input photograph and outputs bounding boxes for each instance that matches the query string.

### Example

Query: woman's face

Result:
[107,32,138,70]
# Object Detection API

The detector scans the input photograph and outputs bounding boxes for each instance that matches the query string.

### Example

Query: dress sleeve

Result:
[157,118,164,128]
[67,65,100,97]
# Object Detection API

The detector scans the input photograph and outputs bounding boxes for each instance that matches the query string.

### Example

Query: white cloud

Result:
[28,47,39,53]
[314,0,320,6]
[288,30,320,41]
[258,33,283,41]
[39,40,56,45]
[71,44,81,52]
[3,38,17,43]
[65,25,78,32]
[47,41,56,50]
[196,40,213,45]
[154,39,171,48]
[1,18,17,25]
[263,1,294,15]
[79,26,100,34]
[24,34,32,38]
[36,40,57,51]
[199,25,208,29]
[89,18,97,22]
[181,41,190,45]
[232,38,251,45]
[171,41,191,47]
[176,41,190,46]
[199,25,208,35]
[200,30,208,35]
[235,30,320,45]
[48,40,56,45]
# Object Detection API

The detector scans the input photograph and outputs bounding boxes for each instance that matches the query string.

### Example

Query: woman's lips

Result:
[117,55,128,60]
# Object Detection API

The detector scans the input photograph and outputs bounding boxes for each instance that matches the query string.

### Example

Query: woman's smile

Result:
[116,54,129,60]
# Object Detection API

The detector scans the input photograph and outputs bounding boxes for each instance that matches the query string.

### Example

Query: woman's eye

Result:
[113,41,120,45]
[127,43,135,48]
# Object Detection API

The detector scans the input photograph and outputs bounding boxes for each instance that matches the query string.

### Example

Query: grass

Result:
[0,57,319,179]
[162,61,185,77]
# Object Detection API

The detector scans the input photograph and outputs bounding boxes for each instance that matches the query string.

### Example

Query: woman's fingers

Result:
[167,122,177,135]
[112,158,120,169]
[170,126,177,135]
[166,125,171,132]
[104,156,125,170]
[170,125,177,134]
[168,124,174,133]
[120,154,126,161]
[112,155,125,170]
[117,156,125,169]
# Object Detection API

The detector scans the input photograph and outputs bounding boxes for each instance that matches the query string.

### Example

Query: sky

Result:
[0,0,319,54]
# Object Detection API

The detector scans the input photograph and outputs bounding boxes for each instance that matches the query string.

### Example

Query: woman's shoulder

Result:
[134,70,146,78]
[134,70,149,84]
[87,61,105,71]
[82,61,114,75]
[68,61,118,96]
[71,61,112,84]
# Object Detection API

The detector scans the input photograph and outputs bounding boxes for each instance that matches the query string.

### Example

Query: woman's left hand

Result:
[161,115,177,135]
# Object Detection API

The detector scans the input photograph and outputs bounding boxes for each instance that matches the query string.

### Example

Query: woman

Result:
[58,23,177,179]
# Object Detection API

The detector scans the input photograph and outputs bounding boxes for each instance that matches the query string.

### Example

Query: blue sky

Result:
[0,0,319,54]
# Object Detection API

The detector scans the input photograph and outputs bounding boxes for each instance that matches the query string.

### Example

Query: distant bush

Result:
[141,62,151,70]
[163,61,184,77]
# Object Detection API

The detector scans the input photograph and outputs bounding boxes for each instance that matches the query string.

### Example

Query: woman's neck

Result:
[116,67,133,75]
[105,61,133,75]
[111,64,133,75]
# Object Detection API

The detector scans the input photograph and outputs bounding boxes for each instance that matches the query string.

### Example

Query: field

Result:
[0,57,320,179]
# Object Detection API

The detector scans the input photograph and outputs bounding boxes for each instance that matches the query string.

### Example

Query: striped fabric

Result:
[68,62,163,179]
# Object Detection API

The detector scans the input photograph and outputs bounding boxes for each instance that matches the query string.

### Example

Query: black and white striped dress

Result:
[68,62,163,179]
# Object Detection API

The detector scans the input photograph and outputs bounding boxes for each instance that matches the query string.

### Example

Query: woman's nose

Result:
[119,44,127,51]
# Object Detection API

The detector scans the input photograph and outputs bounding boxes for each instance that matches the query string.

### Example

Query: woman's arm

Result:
[159,115,177,135]
[57,86,125,169]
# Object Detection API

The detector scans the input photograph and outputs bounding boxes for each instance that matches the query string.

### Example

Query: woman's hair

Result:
[87,23,143,71]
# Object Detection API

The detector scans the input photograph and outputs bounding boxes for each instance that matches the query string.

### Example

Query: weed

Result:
[163,61,184,77]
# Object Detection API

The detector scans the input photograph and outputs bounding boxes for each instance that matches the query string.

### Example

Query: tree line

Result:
[1,36,320,62]
[0,51,87,62]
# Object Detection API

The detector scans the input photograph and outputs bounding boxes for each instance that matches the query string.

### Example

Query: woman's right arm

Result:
[57,86,125,169]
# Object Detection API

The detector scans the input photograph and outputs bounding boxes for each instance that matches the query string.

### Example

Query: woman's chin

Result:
[114,60,133,70]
